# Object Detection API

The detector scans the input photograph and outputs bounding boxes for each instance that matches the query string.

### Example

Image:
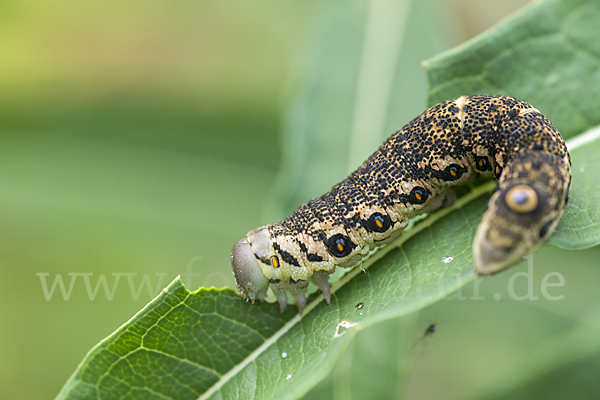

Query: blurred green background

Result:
[1,0,570,398]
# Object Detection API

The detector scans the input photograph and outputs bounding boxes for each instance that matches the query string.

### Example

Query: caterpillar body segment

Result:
[231,95,571,314]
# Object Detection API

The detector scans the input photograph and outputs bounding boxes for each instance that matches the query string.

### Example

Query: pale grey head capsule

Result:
[231,238,269,302]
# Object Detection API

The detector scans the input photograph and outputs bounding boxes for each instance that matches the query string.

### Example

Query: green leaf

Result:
[302,316,415,400]
[58,0,600,398]
[425,0,600,140]
[550,127,600,249]
[58,190,489,400]
[57,283,297,399]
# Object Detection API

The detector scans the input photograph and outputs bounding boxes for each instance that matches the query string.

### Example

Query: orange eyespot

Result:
[505,185,539,213]
[415,192,422,200]
[326,234,354,257]
[271,256,279,268]
[478,160,483,167]
[450,169,457,176]
[369,214,389,232]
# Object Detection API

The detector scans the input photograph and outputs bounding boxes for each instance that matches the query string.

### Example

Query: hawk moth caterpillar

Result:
[231,95,571,314]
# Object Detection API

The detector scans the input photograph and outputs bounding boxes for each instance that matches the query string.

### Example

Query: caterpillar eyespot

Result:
[494,164,503,179]
[374,216,384,228]
[407,186,429,204]
[271,256,279,268]
[367,213,391,233]
[325,234,356,258]
[475,155,491,172]
[504,185,539,214]
[231,95,572,314]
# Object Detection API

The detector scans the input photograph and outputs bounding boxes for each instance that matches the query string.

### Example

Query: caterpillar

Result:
[231,95,571,314]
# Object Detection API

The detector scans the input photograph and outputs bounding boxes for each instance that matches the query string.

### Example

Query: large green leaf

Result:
[550,127,600,249]
[57,284,297,400]
[301,314,415,400]
[57,0,600,399]
[58,190,491,400]
[425,0,600,140]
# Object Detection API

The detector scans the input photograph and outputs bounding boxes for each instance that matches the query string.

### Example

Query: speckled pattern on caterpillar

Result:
[231,95,571,314]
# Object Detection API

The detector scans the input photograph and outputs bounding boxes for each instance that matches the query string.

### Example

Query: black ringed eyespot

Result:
[442,164,465,181]
[504,185,539,213]
[494,164,503,179]
[409,186,429,205]
[474,156,491,171]
[366,213,391,233]
[325,233,356,258]
[271,256,280,268]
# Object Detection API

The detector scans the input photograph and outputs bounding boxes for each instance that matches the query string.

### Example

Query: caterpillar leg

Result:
[269,280,290,314]
[274,290,288,314]
[289,279,309,314]
[267,278,309,314]
[421,190,456,214]
[311,270,333,305]
[438,189,457,210]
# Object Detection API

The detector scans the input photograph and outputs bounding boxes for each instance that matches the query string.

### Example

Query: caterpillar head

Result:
[231,236,269,302]
[473,180,566,275]
[473,151,570,275]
